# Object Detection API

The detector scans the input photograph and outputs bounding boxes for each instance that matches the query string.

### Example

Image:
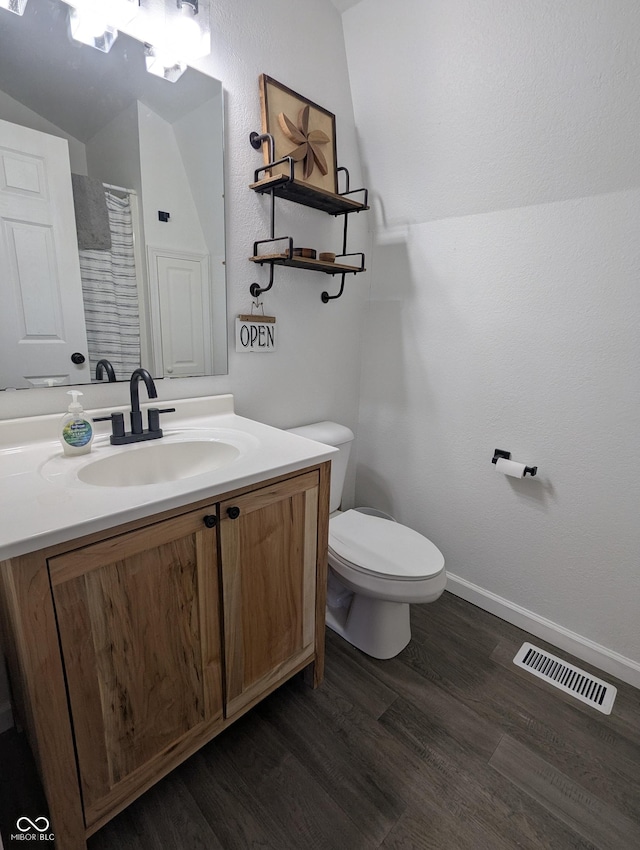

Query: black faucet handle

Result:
[93,412,125,439]
[147,407,176,433]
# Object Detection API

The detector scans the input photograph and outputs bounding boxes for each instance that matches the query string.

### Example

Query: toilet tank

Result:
[286,421,354,513]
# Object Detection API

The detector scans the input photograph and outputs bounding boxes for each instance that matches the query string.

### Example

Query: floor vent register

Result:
[513,642,616,715]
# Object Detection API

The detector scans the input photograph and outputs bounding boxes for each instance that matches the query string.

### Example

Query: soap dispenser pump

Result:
[60,390,94,456]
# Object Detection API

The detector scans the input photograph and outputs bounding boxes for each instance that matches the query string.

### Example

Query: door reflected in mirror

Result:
[0,0,227,390]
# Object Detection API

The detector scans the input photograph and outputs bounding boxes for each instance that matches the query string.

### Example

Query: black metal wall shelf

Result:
[249,252,365,275]
[250,174,369,216]
[248,131,369,302]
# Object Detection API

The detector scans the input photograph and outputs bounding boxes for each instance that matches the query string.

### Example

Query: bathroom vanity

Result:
[0,395,334,850]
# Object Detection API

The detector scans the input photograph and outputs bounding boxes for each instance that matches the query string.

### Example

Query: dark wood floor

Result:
[2,591,640,849]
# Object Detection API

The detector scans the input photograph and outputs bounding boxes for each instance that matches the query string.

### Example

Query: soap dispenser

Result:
[60,390,94,456]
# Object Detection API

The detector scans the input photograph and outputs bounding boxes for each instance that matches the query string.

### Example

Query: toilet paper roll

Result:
[495,458,527,479]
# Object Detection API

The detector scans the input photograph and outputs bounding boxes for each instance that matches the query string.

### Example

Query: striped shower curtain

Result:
[79,190,141,380]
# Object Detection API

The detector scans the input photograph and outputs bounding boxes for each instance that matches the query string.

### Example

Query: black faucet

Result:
[95,359,117,382]
[93,368,175,445]
[129,368,157,434]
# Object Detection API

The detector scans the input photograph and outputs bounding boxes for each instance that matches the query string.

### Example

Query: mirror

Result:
[0,0,227,390]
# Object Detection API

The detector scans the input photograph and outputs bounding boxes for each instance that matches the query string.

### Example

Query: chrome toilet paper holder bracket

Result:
[492,448,537,477]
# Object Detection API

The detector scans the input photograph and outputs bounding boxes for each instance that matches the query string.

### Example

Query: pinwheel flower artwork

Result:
[278,105,330,180]
[259,75,338,192]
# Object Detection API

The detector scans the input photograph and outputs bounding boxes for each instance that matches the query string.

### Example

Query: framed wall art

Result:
[259,74,338,194]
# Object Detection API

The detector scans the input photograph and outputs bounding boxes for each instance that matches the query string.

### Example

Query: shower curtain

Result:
[79,190,141,380]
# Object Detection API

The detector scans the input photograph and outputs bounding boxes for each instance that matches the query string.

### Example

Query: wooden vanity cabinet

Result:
[220,469,321,717]
[49,508,224,829]
[0,462,330,850]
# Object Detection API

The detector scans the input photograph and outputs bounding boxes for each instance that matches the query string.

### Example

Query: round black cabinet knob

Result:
[71,352,86,364]
[203,515,217,528]
[226,506,241,520]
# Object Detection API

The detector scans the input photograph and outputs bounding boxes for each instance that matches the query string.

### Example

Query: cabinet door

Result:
[48,508,223,829]
[220,470,320,717]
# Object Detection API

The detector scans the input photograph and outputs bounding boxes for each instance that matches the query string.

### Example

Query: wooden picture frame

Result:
[259,74,338,194]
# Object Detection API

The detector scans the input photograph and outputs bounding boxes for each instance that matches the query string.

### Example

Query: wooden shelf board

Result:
[249,253,365,275]
[249,175,368,215]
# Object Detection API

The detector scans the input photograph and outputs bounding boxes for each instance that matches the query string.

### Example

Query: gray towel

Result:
[71,174,112,251]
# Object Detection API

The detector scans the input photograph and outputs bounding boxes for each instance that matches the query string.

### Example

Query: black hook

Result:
[250,131,275,163]
[250,264,275,298]
[321,272,346,303]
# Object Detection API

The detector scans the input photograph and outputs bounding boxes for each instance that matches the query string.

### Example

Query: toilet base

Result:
[326,593,411,659]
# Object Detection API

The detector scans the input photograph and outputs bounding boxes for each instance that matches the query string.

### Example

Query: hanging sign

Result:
[235,314,277,353]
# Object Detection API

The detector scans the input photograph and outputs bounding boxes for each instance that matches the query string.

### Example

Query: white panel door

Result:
[0,119,90,388]
[149,248,211,377]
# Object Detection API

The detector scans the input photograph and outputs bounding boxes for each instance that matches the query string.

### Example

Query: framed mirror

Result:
[0,0,227,390]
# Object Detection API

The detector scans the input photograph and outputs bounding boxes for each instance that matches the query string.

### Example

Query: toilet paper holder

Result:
[492,449,537,477]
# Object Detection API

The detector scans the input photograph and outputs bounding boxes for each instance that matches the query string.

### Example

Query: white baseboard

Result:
[446,573,640,690]
[0,700,13,734]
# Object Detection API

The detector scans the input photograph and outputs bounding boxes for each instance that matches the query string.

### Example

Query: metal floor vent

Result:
[513,642,616,715]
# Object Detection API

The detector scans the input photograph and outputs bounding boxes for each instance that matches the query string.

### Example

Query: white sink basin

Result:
[38,426,261,490]
[0,395,339,561]
[77,439,241,487]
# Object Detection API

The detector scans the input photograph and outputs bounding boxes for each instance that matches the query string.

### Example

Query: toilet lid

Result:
[329,510,445,579]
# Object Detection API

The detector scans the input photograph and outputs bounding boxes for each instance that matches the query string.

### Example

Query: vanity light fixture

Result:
[145,0,211,82]
[0,0,28,15]
[61,0,140,54]
[5,0,210,79]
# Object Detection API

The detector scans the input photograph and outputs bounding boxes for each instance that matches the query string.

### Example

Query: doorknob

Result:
[226,506,241,519]
[71,352,86,364]
[203,515,217,528]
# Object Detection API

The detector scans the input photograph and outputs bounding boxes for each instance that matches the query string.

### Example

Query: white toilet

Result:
[287,422,446,659]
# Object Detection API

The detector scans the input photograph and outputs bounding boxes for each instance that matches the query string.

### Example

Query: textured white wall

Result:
[344,0,640,673]
[345,0,640,225]
[205,0,368,431]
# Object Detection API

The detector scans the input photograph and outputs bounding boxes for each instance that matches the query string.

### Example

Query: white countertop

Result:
[0,394,337,560]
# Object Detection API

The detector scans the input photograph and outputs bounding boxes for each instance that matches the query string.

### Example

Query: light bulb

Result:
[144,0,211,82]
[69,7,117,52]
[75,8,109,38]
[173,11,202,60]
[62,0,139,52]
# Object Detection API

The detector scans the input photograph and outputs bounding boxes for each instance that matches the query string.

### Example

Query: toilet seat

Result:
[329,509,444,581]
